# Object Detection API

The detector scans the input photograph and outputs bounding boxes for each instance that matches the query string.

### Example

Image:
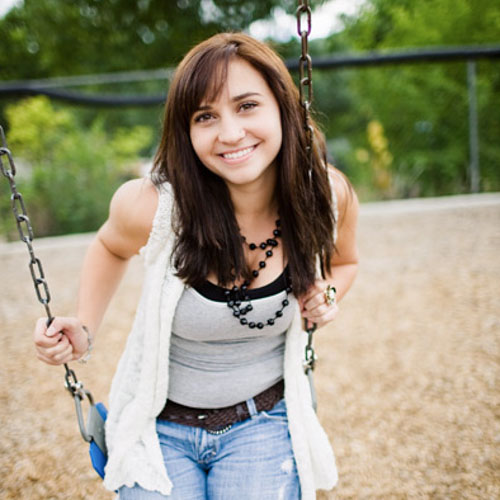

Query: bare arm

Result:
[34,178,158,365]
[326,168,360,301]
[76,178,158,333]
[300,168,360,328]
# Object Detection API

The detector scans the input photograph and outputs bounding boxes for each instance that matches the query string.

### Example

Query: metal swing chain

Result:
[0,125,94,443]
[297,0,314,145]
[297,0,315,182]
[296,1,318,406]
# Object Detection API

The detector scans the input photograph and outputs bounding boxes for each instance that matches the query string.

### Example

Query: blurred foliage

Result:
[341,0,500,48]
[0,0,323,79]
[0,96,152,239]
[318,0,500,198]
[0,0,499,239]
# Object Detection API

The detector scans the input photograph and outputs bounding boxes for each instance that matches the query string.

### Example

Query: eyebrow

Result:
[196,92,263,111]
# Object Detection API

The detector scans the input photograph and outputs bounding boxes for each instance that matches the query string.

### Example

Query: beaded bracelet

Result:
[78,325,94,364]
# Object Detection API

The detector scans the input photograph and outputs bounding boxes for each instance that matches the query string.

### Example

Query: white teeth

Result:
[222,146,254,159]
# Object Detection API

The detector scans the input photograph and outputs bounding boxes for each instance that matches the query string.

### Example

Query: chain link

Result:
[303,319,317,372]
[296,0,315,191]
[0,125,87,396]
[296,2,318,382]
[296,0,314,115]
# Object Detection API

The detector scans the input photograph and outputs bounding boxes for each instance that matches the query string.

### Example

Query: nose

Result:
[217,115,245,144]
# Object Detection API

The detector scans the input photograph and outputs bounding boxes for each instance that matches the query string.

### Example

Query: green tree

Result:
[0,0,322,80]
[1,96,152,239]
[323,0,500,197]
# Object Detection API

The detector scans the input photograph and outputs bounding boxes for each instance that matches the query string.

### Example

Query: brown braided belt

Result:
[158,379,285,433]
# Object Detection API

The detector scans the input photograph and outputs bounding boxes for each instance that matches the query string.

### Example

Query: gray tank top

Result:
[168,270,296,408]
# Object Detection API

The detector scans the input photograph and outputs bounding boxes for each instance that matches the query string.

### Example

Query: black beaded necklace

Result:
[224,219,292,330]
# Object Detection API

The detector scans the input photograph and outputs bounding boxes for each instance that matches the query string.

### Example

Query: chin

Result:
[226,172,264,186]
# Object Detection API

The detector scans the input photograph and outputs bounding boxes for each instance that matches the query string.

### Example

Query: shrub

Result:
[1,97,153,239]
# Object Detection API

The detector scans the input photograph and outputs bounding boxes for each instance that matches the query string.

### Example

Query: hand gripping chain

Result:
[0,125,105,454]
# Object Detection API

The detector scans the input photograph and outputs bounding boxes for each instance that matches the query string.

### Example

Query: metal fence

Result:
[1,45,499,200]
[307,46,500,198]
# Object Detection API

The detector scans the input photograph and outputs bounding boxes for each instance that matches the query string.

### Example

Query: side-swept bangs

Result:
[172,44,235,132]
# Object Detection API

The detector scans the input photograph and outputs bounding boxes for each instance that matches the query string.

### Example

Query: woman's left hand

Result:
[298,279,339,329]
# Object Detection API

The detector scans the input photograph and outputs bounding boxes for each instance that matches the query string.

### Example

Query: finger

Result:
[300,284,323,307]
[307,302,338,320]
[37,351,73,365]
[302,300,338,318]
[45,316,79,338]
[42,335,71,357]
[48,317,89,356]
[37,340,74,365]
[52,343,74,364]
[34,333,63,348]
[34,316,48,338]
[36,336,67,360]
[303,294,327,314]
[303,284,333,312]
[303,304,339,327]
[34,317,60,348]
[34,332,63,349]
[36,350,64,366]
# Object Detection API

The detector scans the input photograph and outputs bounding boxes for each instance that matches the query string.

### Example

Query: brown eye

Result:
[240,102,257,111]
[194,112,213,123]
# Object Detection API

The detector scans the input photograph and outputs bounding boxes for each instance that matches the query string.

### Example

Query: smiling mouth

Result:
[220,145,256,160]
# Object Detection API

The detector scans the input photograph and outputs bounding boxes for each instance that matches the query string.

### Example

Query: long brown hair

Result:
[152,32,334,296]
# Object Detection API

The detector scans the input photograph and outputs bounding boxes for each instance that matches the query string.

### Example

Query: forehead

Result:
[200,57,271,105]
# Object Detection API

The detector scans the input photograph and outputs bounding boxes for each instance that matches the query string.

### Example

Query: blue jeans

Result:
[118,398,300,499]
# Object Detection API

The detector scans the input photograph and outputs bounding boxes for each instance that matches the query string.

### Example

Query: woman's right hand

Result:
[33,317,90,365]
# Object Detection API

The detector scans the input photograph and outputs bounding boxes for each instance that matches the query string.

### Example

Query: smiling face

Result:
[189,58,282,192]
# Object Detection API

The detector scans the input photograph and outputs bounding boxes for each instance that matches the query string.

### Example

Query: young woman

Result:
[33,33,359,499]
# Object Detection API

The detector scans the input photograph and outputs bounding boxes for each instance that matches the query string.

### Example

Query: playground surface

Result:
[1,193,499,499]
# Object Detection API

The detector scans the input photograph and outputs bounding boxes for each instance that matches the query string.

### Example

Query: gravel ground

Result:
[0,193,499,499]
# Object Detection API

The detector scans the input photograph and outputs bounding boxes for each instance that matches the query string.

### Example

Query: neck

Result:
[231,190,277,222]
[227,166,278,222]
[231,192,278,245]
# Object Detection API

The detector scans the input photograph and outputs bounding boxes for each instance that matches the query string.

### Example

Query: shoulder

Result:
[110,177,159,216]
[327,165,359,227]
[98,178,159,259]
